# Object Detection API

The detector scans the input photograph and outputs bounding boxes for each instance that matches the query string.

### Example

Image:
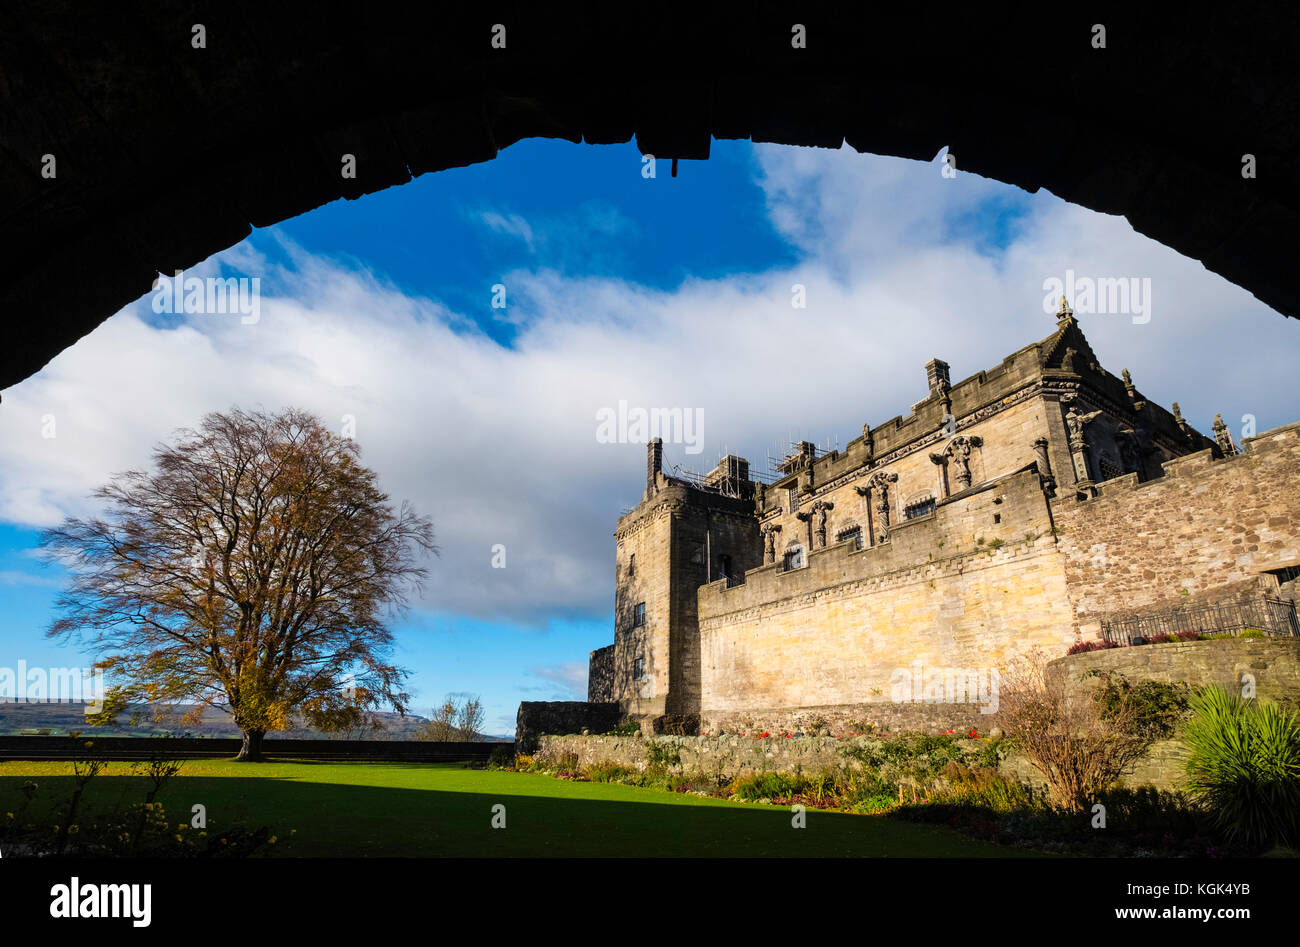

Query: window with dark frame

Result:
[836,526,863,550]
[632,602,646,627]
[633,657,645,679]
[904,496,936,520]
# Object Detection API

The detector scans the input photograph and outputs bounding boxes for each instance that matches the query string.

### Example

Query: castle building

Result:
[586,301,1300,734]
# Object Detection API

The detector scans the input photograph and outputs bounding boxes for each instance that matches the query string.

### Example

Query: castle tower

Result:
[603,441,762,726]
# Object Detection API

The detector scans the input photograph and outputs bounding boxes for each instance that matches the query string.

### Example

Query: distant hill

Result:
[0,700,435,740]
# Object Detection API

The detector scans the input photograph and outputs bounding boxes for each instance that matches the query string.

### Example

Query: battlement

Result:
[701,466,1052,621]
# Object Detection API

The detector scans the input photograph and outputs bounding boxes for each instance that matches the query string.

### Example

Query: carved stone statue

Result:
[760,522,782,564]
[1065,406,1102,450]
[856,470,898,544]
[810,500,834,548]
[1212,413,1238,456]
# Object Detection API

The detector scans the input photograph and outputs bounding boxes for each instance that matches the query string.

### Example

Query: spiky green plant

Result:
[1182,685,1300,848]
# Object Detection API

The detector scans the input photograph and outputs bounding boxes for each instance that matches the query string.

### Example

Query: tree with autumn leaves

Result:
[41,407,436,760]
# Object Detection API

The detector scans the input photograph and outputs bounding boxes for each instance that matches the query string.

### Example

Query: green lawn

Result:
[0,759,1027,857]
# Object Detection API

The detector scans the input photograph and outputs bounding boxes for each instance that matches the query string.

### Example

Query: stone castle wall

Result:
[588,645,614,702]
[1052,423,1300,639]
[697,467,1073,714]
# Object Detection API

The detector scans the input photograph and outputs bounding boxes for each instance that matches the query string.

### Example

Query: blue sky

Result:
[2,137,1296,735]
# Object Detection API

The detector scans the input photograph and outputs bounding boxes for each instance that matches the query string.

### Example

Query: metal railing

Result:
[1101,596,1300,646]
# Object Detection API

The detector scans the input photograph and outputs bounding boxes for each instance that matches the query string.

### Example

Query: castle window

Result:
[1097,454,1124,482]
[783,543,806,571]
[633,657,645,679]
[904,496,936,520]
[627,553,635,577]
[632,602,646,627]
[717,554,732,579]
[836,526,863,550]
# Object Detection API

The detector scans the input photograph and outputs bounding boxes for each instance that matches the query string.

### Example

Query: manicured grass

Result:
[0,759,1028,857]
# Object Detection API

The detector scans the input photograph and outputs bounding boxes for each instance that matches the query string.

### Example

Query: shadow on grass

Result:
[0,770,1030,858]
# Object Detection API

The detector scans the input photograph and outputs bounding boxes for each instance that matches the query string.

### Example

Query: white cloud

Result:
[1,144,1295,628]
[480,211,536,251]
[527,662,589,700]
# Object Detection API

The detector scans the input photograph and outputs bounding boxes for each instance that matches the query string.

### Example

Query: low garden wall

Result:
[701,701,993,739]
[1050,636,1300,705]
[535,733,882,779]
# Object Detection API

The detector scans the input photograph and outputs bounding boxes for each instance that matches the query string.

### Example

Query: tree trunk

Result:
[236,729,266,762]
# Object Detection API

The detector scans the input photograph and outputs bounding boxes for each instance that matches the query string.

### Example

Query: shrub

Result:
[1182,686,1300,848]
[586,762,636,783]
[555,751,580,772]
[733,771,809,801]
[605,720,641,736]
[644,740,681,770]
[1238,628,1267,639]
[935,762,1035,812]
[996,652,1158,812]
[1066,639,1119,655]
[487,745,516,769]
[1090,672,1191,740]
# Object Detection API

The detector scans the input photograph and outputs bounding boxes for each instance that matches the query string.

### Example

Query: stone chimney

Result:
[925,358,951,398]
[646,437,663,494]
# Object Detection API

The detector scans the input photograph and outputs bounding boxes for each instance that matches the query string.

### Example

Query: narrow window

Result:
[632,602,646,627]
[633,657,645,679]
[627,553,635,577]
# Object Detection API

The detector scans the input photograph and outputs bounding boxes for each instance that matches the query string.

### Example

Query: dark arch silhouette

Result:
[2,3,1297,389]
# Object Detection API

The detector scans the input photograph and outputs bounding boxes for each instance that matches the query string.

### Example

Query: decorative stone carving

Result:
[809,499,834,548]
[1212,413,1238,456]
[1172,402,1191,439]
[855,471,897,545]
[760,522,782,564]
[1062,397,1103,490]
[1056,295,1074,323]
[1122,368,1136,400]
[1031,436,1056,497]
[861,424,874,466]
[1065,404,1102,451]
[929,435,983,495]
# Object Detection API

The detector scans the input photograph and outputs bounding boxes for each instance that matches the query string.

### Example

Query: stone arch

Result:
[3,8,1297,388]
